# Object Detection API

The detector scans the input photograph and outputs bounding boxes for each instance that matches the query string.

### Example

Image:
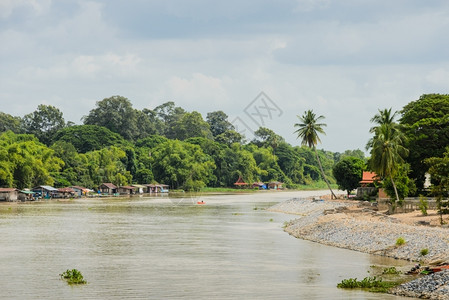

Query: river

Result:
[0,190,408,299]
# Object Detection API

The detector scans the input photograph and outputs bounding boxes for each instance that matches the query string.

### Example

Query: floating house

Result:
[268,181,283,190]
[71,186,91,197]
[131,184,146,194]
[32,185,58,199]
[19,190,36,201]
[118,186,135,195]
[57,187,76,198]
[145,184,169,193]
[0,188,19,201]
[99,183,117,195]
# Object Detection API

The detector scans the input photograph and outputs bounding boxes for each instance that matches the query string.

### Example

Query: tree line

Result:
[0,94,448,199]
[0,96,354,190]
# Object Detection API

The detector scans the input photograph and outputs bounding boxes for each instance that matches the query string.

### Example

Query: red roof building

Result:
[360,171,378,187]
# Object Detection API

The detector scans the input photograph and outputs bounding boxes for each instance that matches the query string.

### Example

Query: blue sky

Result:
[1,0,449,153]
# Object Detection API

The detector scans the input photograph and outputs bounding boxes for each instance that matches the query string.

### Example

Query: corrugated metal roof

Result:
[0,188,18,192]
[34,185,58,191]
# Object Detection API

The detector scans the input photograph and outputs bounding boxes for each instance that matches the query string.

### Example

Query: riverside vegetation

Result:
[0,94,449,204]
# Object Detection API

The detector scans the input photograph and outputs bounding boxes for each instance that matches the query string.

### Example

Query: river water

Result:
[0,191,408,299]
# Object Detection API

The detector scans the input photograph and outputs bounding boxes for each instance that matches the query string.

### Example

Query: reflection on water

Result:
[0,191,408,299]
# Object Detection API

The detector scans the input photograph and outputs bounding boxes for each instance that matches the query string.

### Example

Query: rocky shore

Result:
[268,197,449,299]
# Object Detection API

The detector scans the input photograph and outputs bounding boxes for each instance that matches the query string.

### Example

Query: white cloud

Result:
[2,0,449,153]
[0,0,51,19]
[294,0,330,12]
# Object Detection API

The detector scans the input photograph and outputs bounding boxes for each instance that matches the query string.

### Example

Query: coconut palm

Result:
[294,110,337,199]
[366,108,400,150]
[369,119,408,203]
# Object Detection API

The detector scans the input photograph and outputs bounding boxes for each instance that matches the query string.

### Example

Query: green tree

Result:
[333,157,365,197]
[83,146,132,187]
[83,96,138,140]
[150,140,215,190]
[174,111,213,140]
[276,142,306,185]
[22,104,66,145]
[0,131,64,188]
[425,148,449,223]
[0,112,22,133]
[215,130,244,146]
[153,101,186,139]
[53,125,127,153]
[206,111,234,137]
[382,163,416,201]
[294,110,337,199]
[400,94,449,191]
[368,109,409,204]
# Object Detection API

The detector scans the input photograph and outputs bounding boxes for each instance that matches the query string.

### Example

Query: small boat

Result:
[430,265,449,273]
[197,201,205,205]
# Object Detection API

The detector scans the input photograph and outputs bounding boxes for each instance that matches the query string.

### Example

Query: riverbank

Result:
[268,197,449,299]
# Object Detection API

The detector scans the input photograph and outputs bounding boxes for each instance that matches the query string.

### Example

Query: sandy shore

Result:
[268,196,449,299]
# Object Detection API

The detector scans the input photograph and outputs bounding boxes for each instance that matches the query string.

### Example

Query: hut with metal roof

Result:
[0,188,19,201]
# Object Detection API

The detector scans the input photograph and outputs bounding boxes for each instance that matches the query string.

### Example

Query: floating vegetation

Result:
[382,267,401,275]
[60,269,87,285]
[337,276,398,293]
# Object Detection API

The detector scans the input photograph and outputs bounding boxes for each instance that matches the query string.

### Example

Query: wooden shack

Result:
[56,187,76,198]
[118,186,135,195]
[0,188,19,201]
[268,181,283,190]
[99,183,117,195]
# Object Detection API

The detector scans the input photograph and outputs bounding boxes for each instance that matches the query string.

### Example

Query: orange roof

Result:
[360,171,378,183]
[234,176,248,186]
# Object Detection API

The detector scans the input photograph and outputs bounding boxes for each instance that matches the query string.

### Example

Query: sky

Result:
[1,0,449,153]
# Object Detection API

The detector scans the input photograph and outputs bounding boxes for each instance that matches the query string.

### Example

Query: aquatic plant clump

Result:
[337,276,398,293]
[382,267,401,275]
[60,269,87,285]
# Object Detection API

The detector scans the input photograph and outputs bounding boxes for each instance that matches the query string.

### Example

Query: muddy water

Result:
[0,191,408,299]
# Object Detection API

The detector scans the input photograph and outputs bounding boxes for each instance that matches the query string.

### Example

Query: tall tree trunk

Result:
[390,176,400,203]
[314,147,337,199]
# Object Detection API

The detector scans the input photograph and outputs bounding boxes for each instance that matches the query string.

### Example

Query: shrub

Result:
[396,237,406,246]
[420,248,429,256]
[60,269,87,285]
[419,196,428,216]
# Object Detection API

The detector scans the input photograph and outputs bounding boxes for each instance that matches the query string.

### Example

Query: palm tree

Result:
[294,110,337,199]
[366,108,400,150]
[368,110,408,204]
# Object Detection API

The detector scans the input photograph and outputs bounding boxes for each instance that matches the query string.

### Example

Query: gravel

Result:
[268,197,449,299]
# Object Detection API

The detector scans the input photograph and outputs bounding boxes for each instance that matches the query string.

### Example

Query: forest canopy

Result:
[1,93,447,195]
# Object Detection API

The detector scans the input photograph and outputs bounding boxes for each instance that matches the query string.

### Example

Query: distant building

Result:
[131,184,146,194]
[99,183,117,195]
[359,171,378,187]
[57,187,76,198]
[357,172,378,198]
[71,186,91,197]
[0,188,19,201]
[32,186,58,199]
[268,181,283,190]
[118,186,135,195]
[234,176,248,187]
